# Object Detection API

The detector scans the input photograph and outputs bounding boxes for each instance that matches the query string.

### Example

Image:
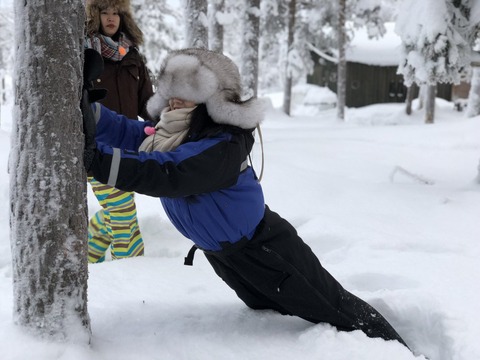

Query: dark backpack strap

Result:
[184,245,199,266]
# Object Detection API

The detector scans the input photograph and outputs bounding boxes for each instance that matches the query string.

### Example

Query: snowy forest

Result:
[1,0,480,120]
[1,0,480,359]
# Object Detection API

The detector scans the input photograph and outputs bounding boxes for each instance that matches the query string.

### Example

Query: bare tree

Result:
[241,0,261,97]
[11,0,90,341]
[185,0,208,48]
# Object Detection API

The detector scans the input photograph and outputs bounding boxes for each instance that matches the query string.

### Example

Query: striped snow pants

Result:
[88,177,144,263]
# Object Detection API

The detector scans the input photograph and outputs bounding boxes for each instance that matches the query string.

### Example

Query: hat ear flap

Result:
[146,93,168,121]
[206,94,267,129]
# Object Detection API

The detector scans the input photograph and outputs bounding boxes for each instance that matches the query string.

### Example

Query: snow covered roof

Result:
[346,23,402,67]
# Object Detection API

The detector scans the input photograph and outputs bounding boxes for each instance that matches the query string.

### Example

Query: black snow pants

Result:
[204,206,408,348]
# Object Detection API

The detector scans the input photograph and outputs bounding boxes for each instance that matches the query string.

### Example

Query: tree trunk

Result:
[465,66,480,118]
[405,85,415,115]
[185,0,208,48]
[417,84,425,110]
[336,0,347,121]
[282,0,296,115]
[11,0,90,341]
[1,77,5,104]
[425,84,436,124]
[476,159,480,184]
[241,0,261,98]
[209,0,224,53]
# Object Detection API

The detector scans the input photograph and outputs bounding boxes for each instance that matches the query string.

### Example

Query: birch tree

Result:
[11,0,90,340]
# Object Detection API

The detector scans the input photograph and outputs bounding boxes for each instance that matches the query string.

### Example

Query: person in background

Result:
[85,0,154,263]
[82,48,410,350]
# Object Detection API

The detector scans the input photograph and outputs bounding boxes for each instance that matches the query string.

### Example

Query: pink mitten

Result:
[144,126,156,136]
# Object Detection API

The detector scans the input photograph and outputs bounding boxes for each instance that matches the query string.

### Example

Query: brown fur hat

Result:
[86,0,143,46]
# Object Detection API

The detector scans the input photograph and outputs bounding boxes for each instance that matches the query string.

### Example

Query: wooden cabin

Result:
[307,23,453,108]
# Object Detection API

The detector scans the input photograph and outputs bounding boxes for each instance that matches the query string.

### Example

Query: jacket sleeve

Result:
[94,103,150,150]
[89,131,252,198]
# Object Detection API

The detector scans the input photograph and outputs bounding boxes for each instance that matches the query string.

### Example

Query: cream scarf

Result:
[139,106,196,152]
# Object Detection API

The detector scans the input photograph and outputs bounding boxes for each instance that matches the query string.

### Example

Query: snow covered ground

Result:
[1,95,479,360]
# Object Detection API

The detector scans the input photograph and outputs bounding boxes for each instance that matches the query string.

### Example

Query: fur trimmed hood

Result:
[86,0,143,46]
[147,48,266,130]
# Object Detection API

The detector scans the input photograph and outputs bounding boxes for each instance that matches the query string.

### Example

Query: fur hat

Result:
[85,0,143,46]
[146,48,266,129]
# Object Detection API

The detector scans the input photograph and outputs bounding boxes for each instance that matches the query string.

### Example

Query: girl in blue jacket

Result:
[85,48,408,349]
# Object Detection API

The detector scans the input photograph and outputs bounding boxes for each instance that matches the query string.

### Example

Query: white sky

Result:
[1,88,480,359]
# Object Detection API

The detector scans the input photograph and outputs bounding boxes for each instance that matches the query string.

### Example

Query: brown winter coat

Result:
[92,47,154,121]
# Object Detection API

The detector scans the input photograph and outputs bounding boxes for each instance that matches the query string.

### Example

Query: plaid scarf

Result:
[85,33,132,61]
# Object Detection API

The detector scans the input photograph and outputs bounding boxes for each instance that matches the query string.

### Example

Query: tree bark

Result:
[11,0,90,341]
[282,0,296,115]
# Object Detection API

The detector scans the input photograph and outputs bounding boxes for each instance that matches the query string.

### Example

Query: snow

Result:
[1,91,479,360]
[395,0,474,86]
[347,22,402,66]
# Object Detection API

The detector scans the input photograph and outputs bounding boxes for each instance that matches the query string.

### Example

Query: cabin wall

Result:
[308,53,453,108]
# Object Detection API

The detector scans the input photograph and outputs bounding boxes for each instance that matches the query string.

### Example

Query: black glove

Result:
[83,48,105,90]
[81,89,98,172]
[82,49,106,172]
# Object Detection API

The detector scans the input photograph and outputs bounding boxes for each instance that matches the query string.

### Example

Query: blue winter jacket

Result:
[90,104,265,251]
